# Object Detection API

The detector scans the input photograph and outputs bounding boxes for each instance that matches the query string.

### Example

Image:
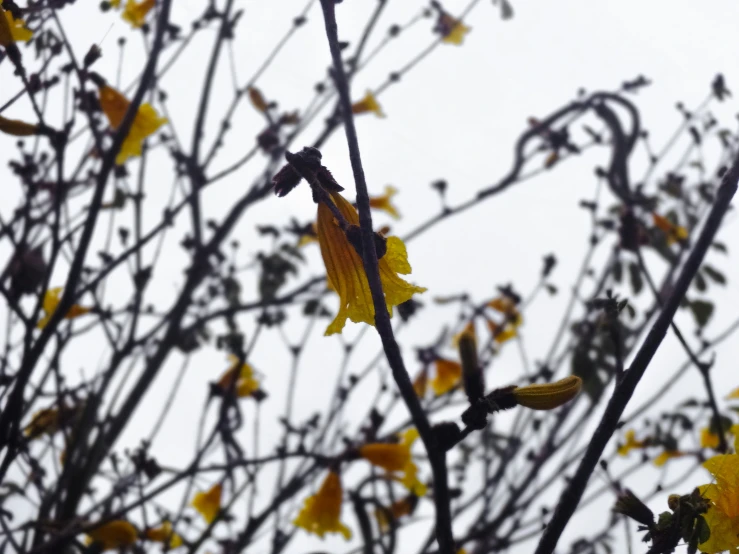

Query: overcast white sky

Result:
[3,0,739,552]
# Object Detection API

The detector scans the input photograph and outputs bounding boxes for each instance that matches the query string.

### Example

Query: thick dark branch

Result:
[534,151,739,554]
[318,2,454,552]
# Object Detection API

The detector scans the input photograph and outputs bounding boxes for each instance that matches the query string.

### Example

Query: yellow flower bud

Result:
[0,115,37,136]
[512,375,582,410]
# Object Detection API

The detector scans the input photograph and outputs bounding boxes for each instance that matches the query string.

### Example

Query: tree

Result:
[0,0,737,553]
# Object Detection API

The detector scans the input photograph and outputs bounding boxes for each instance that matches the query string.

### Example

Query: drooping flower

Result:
[701,427,721,450]
[359,428,427,496]
[652,213,688,246]
[375,494,418,531]
[512,376,582,411]
[431,358,462,396]
[369,186,401,219]
[697,453,739,553]
[248,87,269,113]
[435,13,470,45]
[452,321,476,349]
[24,408,61,439]
[216,355,261,398]
[122,0,155,28]
[654,450,685,467]
[293,471,352,540]
[37,287,91,329]
[351,91,384,118]
[617,429,647,456]
[412,368,429,398]
[191,484,222,524]
[145,521,183,549]
[85,520,137,551]
[0,115,37,136]
[0,1,33,45]
[486,296,523,344]
[98,85,168,164]
[316,191,426,335]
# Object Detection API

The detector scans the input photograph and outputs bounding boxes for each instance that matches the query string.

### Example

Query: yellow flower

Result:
[452,321,476,349]
[412,369,428,398]
[698,453,739,553]
[216,355,260,398]
[726,387,739,400]
[0,115,37,136]
[359,428,427,496]
[191,484,222,524]
[617,429,647,456]
[293,471,352,540]
[85,520,137,551]
[145,521,183,549]
[653,450,684,467]
[110,0,121,6]
[652,213,688,246]
[122,0,155,28]
[512,376,582,411]
[486,296,523,344]
[316,191,425,335]
[98,85,168,164]
[0,1,33,45]
[375,495,417,531]
[248,87,269,113]
[24,408,61,439]
[351,91,384,118]
[431,358,462,396]
[37,287,91,329]
[701,427,721,450]
[369,186,400,219]
[436,13,470,45]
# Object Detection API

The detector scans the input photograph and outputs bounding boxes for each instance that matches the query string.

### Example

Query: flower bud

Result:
[0,115,37,137]
[613,489,655,527]
[458,331,483,402]
[512,375,582,411]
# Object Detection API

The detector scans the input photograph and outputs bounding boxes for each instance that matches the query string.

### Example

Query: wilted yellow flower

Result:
[0,1,33,45]
[216,355,260,398]
[359,428,427,496]
[191,484,222,524]
[316,191,425,335]
[653,450,684,467]
[369,186,400,219]
[487,296,522,344]
[24,408,61,439]
[452,321,476,349]
[37,287,91,329]
[0,115,37,136]
[431,358,462,396]
[726,386,739,400]
[375,495,417,531]
[487,319,518,344]
[248,87,269,113]
[701,427,721,450]
[697,453,739,553]
[122,0,155,28]
[145,521,183,549]
[436,13,470,45]
[412,368,428,398]
[293,470,352,540]
[617,429,647,456]
[512,376,582,411]
[85,520,137,551]
[351,91,384,118]
[652,213,688,246]
[98,85,168,164]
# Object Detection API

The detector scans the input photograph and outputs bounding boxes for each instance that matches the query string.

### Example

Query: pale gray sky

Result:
[3,0,739,552]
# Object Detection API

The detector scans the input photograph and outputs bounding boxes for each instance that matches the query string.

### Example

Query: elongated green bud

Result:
[512,375,582,410]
